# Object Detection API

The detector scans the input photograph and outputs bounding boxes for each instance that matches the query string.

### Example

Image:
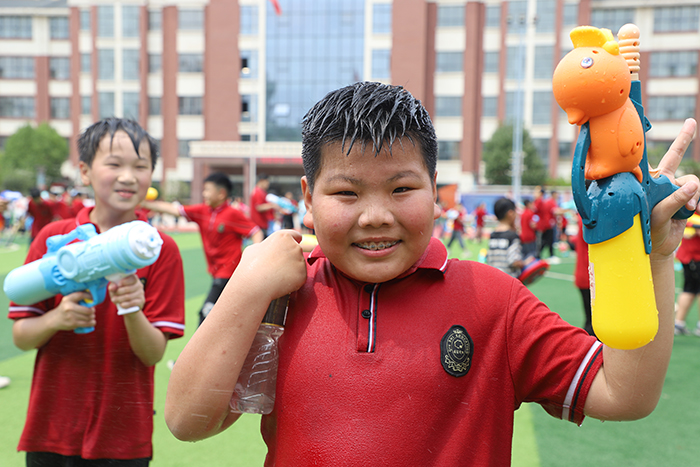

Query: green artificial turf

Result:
[2,232,700,466]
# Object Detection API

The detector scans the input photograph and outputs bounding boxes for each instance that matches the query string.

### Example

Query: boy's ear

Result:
[432,173,441,220]
[300,176,314,230]
[78,161,91,186]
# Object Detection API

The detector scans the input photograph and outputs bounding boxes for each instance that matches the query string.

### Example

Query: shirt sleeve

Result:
[506,278,603,425]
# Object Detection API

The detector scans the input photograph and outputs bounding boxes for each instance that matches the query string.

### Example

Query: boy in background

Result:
[9,118,185,466]
[488,197,525,278]
[142,171,263,325]
[164,83,699,466]
[520,197,537,259]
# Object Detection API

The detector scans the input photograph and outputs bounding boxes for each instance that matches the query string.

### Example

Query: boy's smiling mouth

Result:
[354,240,400,251]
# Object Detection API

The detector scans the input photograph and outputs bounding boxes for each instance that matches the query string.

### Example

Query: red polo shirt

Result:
[180,203,259,279]
[8,207,185,460]
[27,198,55,238]
[520,207,537,243]
[250,186,275,230]
[262,238,602,466]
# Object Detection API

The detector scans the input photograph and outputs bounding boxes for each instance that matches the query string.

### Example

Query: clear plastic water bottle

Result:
[230,296,288,415]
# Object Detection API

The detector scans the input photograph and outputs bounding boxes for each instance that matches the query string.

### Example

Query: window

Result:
[655,6,700,33]
[122,5,140,38]
[0,16,32,39]
[123,49,140,80]
[148,54,161,73]
[434,96,462,117]
[507,1,527,33]
[149,10,161,30]
[506,46,525,80]
[647,96,695,121]
[437,5,464,28]
[536,0,555,33]
[438,141,460,160]
[533,46,553,79]
[81,53,91,73]
[482,96,497,117]
[179,53,203,73]
[589,8,634,33]
[650,51,698,78]
[372,3,392,34]
[241,94,257,122]
[484,51,499,74]
[532,91,551,124]
[97,5,114,37]
[240,6,258,35]
[559,141,572,159]
[80,10,91,31]
[178,139,194,157]
[148,97,161,115]
[99,92,115,118]
[436,52,462,73]
[98,49,114,80]
[485,5,500,28]
[49,58,70,80]
[179,96,202,115]
[0,96,35,118]
[179,9,204,30]
[240,50,258,78]
[563,3,578,26]
[372,49,390,79]
[123,91,140,119]
[81,95,91,115]
[0,56,34,79]
[50,97,70,119]
[50,17,69,39]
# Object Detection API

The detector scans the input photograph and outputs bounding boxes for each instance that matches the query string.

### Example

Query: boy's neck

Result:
[494,221,515,232]
[89,205,138,232]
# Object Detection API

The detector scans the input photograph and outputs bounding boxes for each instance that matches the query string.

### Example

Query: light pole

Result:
[511,14,526,205]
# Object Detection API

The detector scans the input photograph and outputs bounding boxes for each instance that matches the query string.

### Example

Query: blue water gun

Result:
[3,220,163,333]
[553,24,692,349]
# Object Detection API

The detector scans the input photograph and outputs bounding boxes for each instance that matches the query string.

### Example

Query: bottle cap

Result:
[262,295,289,326]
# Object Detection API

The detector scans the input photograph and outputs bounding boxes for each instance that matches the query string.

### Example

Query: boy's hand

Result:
[650,118,700,258]
[51,291,96,331]
[108,273,146,313]
[236,229,307,302]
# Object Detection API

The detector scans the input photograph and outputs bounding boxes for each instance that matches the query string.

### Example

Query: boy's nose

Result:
[358,201,394,228]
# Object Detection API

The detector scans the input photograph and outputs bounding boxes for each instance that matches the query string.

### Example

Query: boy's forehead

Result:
[98,130,152,162]
[318,138,428,172]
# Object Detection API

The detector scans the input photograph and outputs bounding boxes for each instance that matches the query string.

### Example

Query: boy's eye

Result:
[334,190,356,197]
[394,187,412,194]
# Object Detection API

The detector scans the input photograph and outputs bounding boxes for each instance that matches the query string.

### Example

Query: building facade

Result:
[1,0,700,203]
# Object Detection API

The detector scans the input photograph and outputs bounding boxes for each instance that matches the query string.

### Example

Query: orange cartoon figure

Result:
[553,26,644,182]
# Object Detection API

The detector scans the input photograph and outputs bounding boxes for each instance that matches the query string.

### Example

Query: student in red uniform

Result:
[250,173,278,237]
[143,171,263,325]
[672,211,700,336]
[26,188,56,243]
[520,197,537,259]
[164,83,699,466]
[9,118,185,466]
[574,214,594,336]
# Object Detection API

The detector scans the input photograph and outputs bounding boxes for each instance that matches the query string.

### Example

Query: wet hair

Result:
[77,118,159,170]
[204,172,233,198]
[494,197,516,221]
[301,81,437,191]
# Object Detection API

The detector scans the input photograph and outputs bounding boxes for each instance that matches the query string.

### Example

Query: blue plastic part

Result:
[572,80,693,254]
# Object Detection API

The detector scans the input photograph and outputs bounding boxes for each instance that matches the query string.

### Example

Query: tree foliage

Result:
[482,124,547,186]
[0,123,68,193]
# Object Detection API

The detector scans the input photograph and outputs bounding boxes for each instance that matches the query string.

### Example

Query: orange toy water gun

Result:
[553,24,693,349]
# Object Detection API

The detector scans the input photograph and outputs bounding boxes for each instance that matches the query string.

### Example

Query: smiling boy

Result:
[165,83,699,466]
[9,118,185,466]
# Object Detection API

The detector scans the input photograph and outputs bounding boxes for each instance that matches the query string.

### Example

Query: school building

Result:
[1,0,700,203]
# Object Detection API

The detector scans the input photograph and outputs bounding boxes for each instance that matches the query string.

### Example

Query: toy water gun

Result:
[266,193,297,213]
[3,220,163,333]
[553,24,693,349]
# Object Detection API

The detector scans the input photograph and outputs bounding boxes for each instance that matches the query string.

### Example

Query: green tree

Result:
[0,123,68,193]
[482,124,547,186]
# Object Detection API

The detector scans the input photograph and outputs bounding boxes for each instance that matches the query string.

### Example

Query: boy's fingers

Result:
[657,118,697,176]
[656,178,700,219]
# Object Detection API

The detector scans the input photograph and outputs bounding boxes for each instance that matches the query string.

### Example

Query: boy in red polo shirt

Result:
[165,83,699,466]
[143,172,263,325]
[9,118,185,466]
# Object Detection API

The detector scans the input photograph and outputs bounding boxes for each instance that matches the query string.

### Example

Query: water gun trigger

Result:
[645,173,694,221]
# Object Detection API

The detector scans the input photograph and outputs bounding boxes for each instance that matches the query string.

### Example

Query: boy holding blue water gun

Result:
[8,118,185,466]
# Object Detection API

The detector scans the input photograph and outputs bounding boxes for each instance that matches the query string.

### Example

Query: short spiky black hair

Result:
[204,172,233,198]
[77,118,159,170]
[301,82,437,191]
[494,197,516,221]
